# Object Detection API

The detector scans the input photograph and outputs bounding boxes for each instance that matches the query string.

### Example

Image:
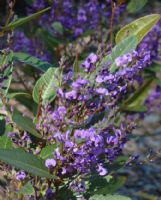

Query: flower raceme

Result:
[11,48,149,195]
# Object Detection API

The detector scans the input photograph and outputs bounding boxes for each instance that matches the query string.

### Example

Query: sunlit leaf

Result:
[116,14,160,44]
[33,67,61,103]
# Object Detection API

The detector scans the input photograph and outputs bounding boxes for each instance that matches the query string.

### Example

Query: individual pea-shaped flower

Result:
[96,88,109,96]
[45,158,56,169]
[65,90,77,100]
[96,163,107,176]
[7,132,15,138]
[45,188,55,200]
[115,52,133,67]
[81,53,98,72]
[16,171,26,181]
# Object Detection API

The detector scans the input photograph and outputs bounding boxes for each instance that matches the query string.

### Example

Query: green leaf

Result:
[3,7,51,31]
[13,52,52,72]
[18,182,34,195]
[145,63,161,73]
[52,22,64,35]
[86,174,126,197]
[127,0,147,13]
[122,78,153,111]
[95,176,126,195]
[100,36,137,73]
[40,144,57,160]
[6,92,30,99]
[123,105,147,112]
[33,67,61,103]
[0,125,13,149]
[89,194,131,200]
[12,110,41,139]
[116,14,160,44]
[10,92,37,114]
[37,28,63,48]
[0,149,52,178]
[0,52,13,97]
[155,78,161,87]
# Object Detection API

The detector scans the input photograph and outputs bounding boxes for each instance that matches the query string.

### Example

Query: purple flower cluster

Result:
[12,31,50,62]
[28,0,125,37]
[12,0,125,61]
[29,46,152,194]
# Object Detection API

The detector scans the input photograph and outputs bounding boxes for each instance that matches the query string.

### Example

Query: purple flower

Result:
[96,75,104,83]
[16,171,26,181]
[45,188,54,200]
[72,78,88,89]
[87,53,98,64]
[45,159,56,169]
[7,132,15,138]
[115,53,132,67]
[81,53,98,72]
[74,28,83,36]
[96,88,109,96]
[65,90,77,100]
[58,106,66,116]
[96,164,107,176]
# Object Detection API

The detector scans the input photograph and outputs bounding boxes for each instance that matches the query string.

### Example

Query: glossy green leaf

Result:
[89,194,131,200]
[0,149,52,178]
[13,52,52,72]
[33,67,61,103]
[12,110,41,138]
[100,36,137,73]
[18,182,34,195]
[3,7,51,31]
[40,144,57,160]
[116,14,160,44]
[127,0,147,13]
